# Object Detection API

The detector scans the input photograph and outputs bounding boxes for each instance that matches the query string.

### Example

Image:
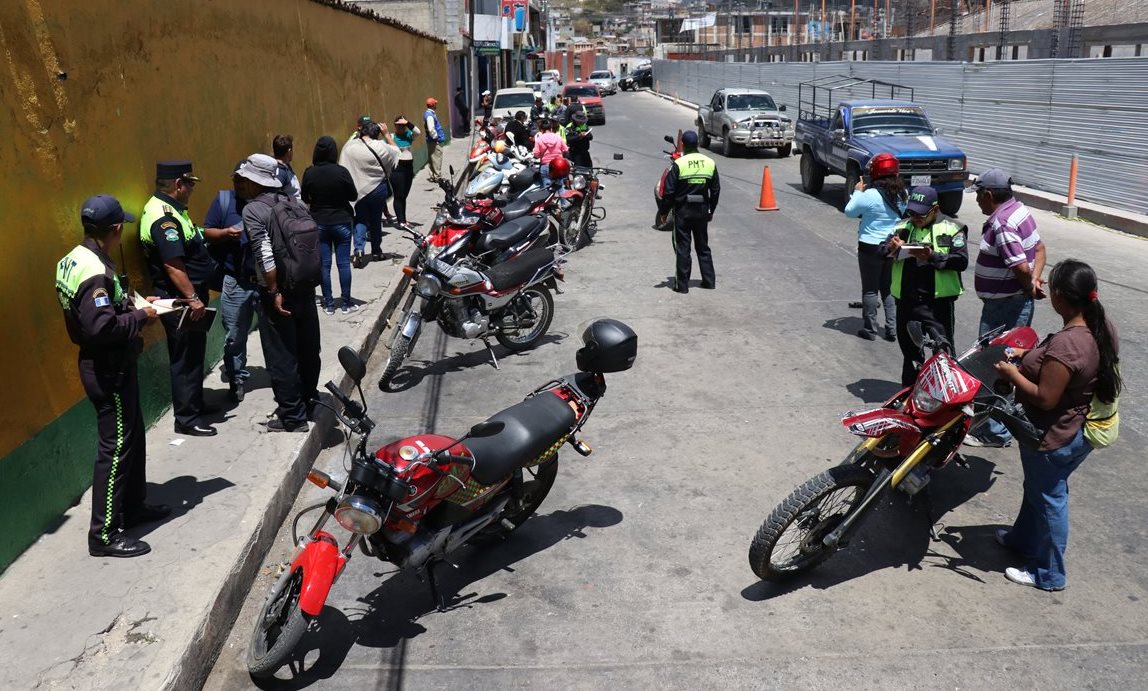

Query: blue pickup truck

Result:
[793,78,968,215]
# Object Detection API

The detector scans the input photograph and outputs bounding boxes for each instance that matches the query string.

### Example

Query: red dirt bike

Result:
[653,131,683,231]
[247,319,638,677]
[748,321,1043,582]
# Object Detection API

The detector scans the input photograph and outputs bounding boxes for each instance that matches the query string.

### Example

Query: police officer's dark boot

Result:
[89,533,151,558]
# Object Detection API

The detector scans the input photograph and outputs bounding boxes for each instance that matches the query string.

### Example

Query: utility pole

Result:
[469,0,478,135]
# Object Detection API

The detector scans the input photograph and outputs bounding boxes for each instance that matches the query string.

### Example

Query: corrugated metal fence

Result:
[653,58,1148,216]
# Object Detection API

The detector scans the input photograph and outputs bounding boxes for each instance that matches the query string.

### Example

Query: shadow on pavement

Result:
[740,453,1002,601]
[784,181,850,212]
[822,316,866,337]
[386,332,567,394]
[252,504,623,689]
[130,475,236,538]
[845,378,902,404]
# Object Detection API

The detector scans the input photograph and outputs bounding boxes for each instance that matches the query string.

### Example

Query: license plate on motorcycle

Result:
[911,175,932,186]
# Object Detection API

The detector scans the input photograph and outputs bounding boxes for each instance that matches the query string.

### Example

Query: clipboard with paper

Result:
[132,292,182,315]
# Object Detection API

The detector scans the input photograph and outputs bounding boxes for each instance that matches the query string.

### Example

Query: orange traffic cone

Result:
[755,165,779,211]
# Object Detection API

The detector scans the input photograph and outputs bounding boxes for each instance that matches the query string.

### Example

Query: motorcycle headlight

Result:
[911,384,944,414]
[949,158,966,171]
[334,495,384,535]
[416,273,443,298]
[572,175,587,190]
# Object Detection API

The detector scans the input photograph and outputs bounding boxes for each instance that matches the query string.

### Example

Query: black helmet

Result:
[576,319,637,373]
[572,110,588,125]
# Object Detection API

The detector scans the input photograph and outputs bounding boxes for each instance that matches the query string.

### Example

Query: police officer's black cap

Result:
[156,160,200,182]
[681,130,699,146]
[81,194,136,227]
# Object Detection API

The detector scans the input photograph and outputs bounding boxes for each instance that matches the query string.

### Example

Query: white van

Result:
[539,69,562,85]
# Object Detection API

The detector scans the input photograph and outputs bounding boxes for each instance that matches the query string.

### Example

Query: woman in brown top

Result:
[993,259,1121,591]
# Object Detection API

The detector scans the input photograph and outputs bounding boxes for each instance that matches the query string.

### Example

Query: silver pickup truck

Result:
[696,88,794,158]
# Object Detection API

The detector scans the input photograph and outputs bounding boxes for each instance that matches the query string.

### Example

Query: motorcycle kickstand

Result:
[423,560,458,612]
[482,338,501,370]
[919,484,941,542]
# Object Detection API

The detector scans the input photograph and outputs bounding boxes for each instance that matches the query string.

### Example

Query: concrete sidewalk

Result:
[0,141,471,691]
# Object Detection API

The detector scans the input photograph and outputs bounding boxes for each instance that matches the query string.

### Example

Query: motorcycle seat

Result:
[465,393,576,485]
[501,188,551,221]
[485,246,554,292]
[474,215,546,255]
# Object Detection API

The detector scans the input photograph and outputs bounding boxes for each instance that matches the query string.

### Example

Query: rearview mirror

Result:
[449,165,455,177]
[337,346,366,384]
[832,128,846,140]
[613,152,624,160]
[663,135,674,144]
[779,104,787,112]
[907,321,925,349]
[469,420,505,438]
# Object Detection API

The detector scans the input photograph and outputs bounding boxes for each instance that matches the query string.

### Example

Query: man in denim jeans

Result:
[965,169,1046,447]
[204,162,259,403]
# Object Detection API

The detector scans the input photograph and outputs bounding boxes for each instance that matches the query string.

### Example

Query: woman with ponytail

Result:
[992,258,1121,591]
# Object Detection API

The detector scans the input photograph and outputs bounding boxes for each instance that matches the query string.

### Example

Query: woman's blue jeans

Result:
[1004,429,1092,590]
[353,179,390,256]
[318,223,353,309]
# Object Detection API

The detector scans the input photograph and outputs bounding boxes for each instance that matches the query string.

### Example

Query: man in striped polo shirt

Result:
[966,168,1047,447]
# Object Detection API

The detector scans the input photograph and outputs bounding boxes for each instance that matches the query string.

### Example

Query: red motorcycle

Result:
[561,164,623,251]
[748,322,1043,582]
[653,131,683,231]
[247,319,638,677]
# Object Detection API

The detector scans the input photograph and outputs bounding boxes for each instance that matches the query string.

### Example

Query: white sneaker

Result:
[1005,567,1064,591]
[341,304,359,314]
[1004,567,1037,588]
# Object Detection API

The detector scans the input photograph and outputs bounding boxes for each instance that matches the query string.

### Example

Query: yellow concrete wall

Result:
[0,0,447,457]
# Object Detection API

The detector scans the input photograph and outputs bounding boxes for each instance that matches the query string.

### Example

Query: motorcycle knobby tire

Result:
[748,464,873,582]
[378,335,411,392]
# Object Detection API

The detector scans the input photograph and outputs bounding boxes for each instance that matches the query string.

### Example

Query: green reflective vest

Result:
[138,194,199,249]
[674,152,717,185]
[890,218,964,300]
[55,244,122,309]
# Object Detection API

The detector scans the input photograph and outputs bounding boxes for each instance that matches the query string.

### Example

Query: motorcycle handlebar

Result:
[325,380,353,409]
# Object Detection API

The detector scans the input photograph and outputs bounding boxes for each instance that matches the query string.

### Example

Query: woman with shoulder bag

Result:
[992,259,1121,591]
[844,153,906,342]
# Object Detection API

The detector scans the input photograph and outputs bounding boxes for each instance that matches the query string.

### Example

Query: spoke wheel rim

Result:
[501,290,547,345]
[769,485,864,572]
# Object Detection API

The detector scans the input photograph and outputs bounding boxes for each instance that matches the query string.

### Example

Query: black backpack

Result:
[264,192,321,291]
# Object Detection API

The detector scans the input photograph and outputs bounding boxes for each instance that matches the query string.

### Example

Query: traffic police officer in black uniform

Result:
[56,195,170,557]
[139,161,218,436]
[886,186,970,385]
[657,130,720,293]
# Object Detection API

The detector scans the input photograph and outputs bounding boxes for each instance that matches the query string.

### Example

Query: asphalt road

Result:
[207,92,1148,690]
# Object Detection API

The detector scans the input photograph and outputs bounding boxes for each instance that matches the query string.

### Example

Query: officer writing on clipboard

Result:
[885,186,969,385]
[56,195,169,558]
[139,160,218,437]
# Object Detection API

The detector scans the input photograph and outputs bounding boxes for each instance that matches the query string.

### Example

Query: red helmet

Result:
[548,157,571,179]
[868,153,900,179]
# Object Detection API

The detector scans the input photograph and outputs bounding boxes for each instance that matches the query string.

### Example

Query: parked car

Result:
[696,88,794,158]
[793,77,968,215]
[620,66,652,91]
[491,87,537,120]
[562,83,606,125]
[539,69,563,85]
[589,70,618,95]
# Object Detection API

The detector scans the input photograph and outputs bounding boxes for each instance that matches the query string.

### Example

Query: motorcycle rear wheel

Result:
[247,566,310,678]
[470,457,559,544]
[748,464,873,582]
[574,196,594,249]
[495,285,554,351]
[378,335,411,392]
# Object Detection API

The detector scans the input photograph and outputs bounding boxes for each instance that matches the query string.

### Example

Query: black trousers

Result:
[159,282,210,427]
[257,289,321,425]
[673,211,715,289]
[895,297,956,386]
[392,159,414,224]
[81,358,146,546]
